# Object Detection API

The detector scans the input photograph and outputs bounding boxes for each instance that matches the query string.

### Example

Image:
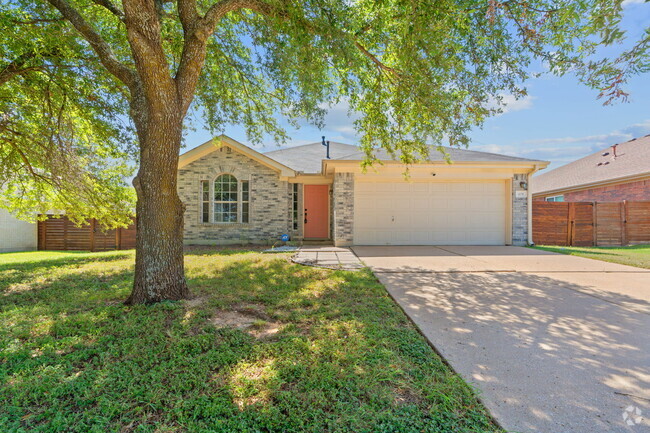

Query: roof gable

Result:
[178,135,295,177]
[532,135,650,195]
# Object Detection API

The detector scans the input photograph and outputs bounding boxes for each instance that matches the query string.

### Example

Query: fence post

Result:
[90,219,96,252]
[40,217,46,250]
[567,202,575,246]
[592,202,597,247]
[116,227,121,250]
[63,217,69,251]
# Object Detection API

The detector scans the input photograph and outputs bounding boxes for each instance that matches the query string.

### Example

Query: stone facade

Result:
[512,173,529,246]
[332,172,354,246]
[177,146,294,244]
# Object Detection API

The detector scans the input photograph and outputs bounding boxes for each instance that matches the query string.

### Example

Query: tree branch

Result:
[0,52,41,86]
[46,0,137,90]
[354,42,401,78]
[174,0,400,115]
[177,0,198,33]
[175,0,262,113]
[91,0,125,22]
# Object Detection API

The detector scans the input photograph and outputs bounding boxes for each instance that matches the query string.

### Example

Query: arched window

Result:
[214,174,238,223]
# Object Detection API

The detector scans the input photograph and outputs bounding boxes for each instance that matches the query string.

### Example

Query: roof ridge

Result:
[442,144,534,161]
[264,141,357,154]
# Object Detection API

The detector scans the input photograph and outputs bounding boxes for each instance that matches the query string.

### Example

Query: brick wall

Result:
[535,178,650,202]
[512,173,529,246]
[332,172,354,246]
[177,147,293,245]
[565,179,650,201]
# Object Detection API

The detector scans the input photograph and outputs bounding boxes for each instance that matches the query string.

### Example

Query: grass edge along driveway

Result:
[0,249,502,433]
[532,244,650,269]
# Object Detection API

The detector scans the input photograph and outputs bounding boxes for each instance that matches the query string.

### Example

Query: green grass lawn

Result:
[0,249,500,433]
[533,245,650,269]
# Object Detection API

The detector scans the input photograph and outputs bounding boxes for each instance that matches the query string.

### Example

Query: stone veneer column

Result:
[332,172,354,246]
[512,173,529,246]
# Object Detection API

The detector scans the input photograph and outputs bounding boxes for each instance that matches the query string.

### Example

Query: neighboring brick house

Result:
[532,135,650,202]
[177,135,547,246]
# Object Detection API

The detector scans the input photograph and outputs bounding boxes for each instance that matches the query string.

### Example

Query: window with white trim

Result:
[241,180,249,223]
[201,180,210,223]
[214,174,238,223]
[545,195,564,202]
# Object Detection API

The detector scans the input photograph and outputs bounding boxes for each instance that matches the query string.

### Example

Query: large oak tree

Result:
[3,0,647,303]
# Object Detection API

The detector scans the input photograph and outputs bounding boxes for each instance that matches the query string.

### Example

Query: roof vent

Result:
[321,136,330,159]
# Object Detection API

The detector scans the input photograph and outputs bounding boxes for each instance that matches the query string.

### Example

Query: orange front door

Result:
[304,185,329,239]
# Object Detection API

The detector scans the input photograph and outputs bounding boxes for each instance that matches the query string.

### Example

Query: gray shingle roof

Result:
[264,142,357,173]
[264,142,541,174]
[532,135,650,194]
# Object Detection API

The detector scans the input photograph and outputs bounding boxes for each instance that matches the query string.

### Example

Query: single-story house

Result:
[0,208,37,253]
[177,135,549,246]
[533,135,650,202]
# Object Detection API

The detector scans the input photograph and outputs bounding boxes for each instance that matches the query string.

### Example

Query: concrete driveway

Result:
[353,246,650,433]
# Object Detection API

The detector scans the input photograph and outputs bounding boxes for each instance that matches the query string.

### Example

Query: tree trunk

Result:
[126,107,190,304]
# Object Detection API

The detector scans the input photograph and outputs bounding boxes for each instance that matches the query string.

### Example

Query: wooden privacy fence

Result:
[533,201,650,246]
[37,215,136,251]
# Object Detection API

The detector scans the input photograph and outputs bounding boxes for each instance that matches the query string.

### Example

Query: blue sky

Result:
[184,1,650,173]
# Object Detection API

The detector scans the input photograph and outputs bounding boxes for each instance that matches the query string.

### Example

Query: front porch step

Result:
[301,239,333,246]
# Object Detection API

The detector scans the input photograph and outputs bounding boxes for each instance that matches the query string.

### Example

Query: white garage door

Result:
[353,181,506,245]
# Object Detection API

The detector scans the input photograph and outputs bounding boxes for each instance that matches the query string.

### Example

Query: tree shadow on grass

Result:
[0,253,501,433]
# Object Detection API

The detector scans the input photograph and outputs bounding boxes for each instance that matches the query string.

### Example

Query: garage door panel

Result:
[449,198,471,210]
[411,213,431,226]
[354,180,506,245]
[428,183,449,192]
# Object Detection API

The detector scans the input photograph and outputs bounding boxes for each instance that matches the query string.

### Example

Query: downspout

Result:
[527,165,540,245]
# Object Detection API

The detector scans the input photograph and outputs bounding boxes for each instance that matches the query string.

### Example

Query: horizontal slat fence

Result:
[533,201,650,246]
[37,215,136,251]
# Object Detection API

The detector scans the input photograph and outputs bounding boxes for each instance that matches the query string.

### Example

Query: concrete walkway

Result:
[292,246,364,271]
[353,246,650,433]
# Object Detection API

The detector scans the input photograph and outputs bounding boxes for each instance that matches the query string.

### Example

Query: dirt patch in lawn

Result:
[210,303,283,339]
[393,387,423,406]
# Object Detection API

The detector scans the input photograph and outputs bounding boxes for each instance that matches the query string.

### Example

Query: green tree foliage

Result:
[0,6,135,227]
[4,0,647,165]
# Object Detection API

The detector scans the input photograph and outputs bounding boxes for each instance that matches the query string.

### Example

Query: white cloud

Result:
[488,93,536,116]
[500,94,535,114]
[473,119,650,169]
[622,0,645,7]
[319,99,360,141]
